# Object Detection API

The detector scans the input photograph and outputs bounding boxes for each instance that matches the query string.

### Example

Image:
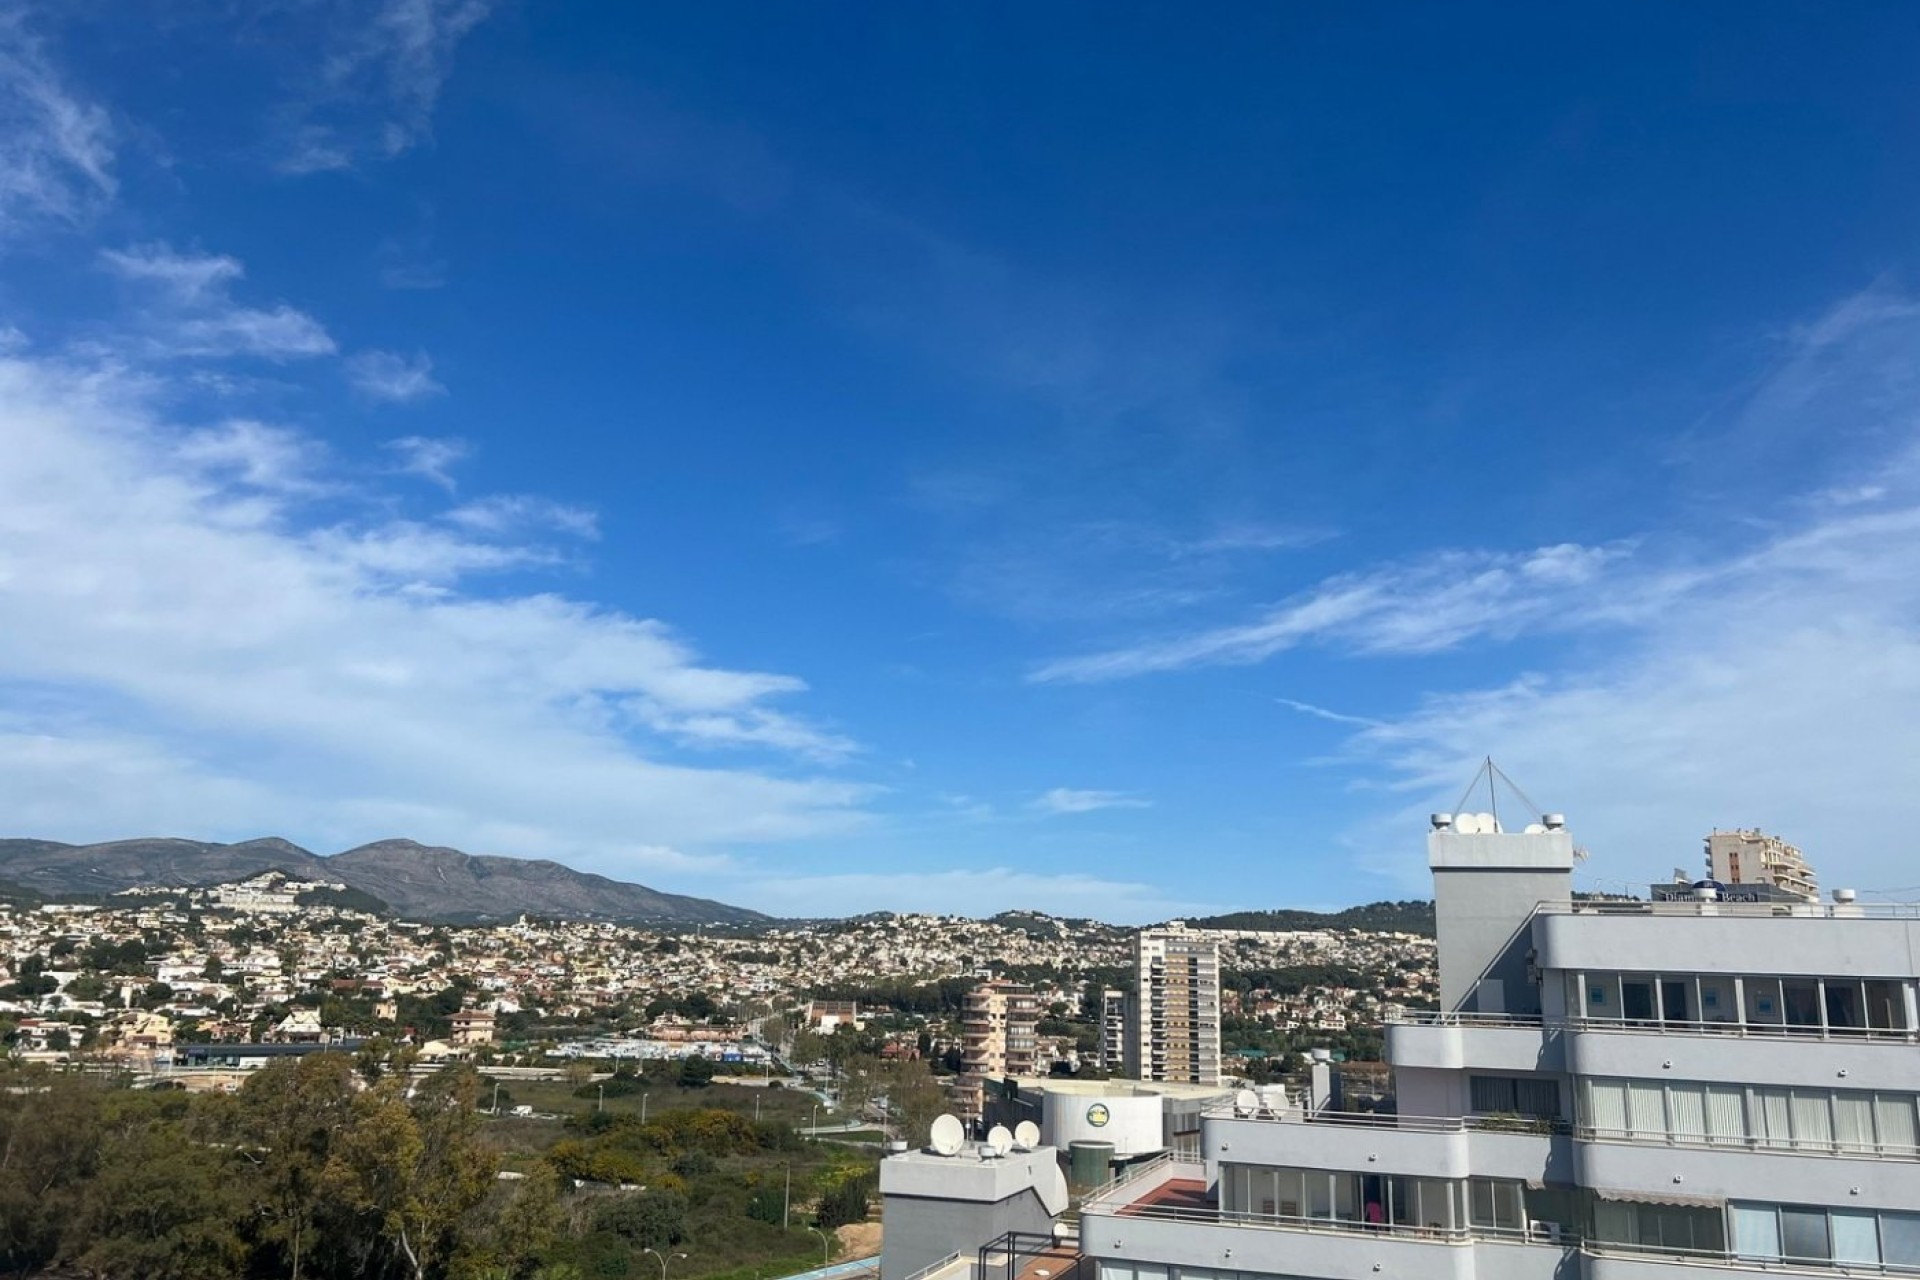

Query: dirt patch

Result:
[837,1222,883,1260]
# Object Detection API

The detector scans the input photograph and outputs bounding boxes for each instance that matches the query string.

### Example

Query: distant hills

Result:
[1190,900,1436,937]
[0,837,765,926]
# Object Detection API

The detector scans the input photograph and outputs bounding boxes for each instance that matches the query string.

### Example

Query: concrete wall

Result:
[1535,912,1920,980]
[882,1192,1055,1280]
[1430,828,1573,1015]
[1081,1208,1572,1280]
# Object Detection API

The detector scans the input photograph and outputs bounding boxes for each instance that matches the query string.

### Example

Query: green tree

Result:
[237,1053,357,1280]
[327,1070,499,1280]
[66,1125,247,1280]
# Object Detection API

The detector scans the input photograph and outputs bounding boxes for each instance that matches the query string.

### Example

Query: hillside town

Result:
[0,872,1435,1073]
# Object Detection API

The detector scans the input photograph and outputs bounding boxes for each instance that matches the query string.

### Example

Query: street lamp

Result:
[810,1103,818,1138]
[642,1092,650,1125]
[597,1083,604,1113]
[642,1249,689,1280]
[808,1226,831,1267]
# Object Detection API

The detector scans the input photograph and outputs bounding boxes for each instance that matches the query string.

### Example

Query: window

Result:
[1781,1208,1831,1262]
[1470,1074,1560,1119]
[1468,1179,1524,1231]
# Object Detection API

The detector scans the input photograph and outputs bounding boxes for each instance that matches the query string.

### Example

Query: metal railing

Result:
[1538,900,1920,920]
[1386,1009,1920,1045]
[1577,1125,1920,1163]
[1076,1153,1199,1211]
[1079,1200,1554,1249]
[1579,1240,1920,1276]
[898,1252,965,1280]
[1199,1098,1567,1136]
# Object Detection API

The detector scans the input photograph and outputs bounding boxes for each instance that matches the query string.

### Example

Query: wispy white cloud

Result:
[447,495,598,539]
[1031,787,1152,815]
[384,434,468,489]
[1289,289,1920,897]
[0,346,870,881]
[0,7,113,235]
[100,243,336,360]
[1032,541,1636,683]
[347,348,444,402]
[273,0,492,173]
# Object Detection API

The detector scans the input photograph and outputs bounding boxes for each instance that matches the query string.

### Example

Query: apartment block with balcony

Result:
[1077,806,1920,1280]
[1128,926,1221,1087]
[1706,827,1819,902]
[954,980,1041,1120]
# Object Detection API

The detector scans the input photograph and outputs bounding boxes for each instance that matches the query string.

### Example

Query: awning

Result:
[1594,1186,1725,1209]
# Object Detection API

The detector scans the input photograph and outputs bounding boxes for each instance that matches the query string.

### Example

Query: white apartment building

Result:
[1073,808,1920,1280]
[1127,925,1222,1086]
[1098,987,1128,1072]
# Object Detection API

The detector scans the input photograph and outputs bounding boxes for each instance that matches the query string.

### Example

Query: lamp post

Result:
[808,1226,831,1267]
[597,1083,604,1113]
[642,1092,650,1125]
[642,1249,688,1280]
[491,1081,501,1115]
[810,1103,818,1138]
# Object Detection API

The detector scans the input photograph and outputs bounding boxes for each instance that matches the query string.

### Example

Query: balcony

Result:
[1581,1241,1920,1280]
[1198,1100,1570,1184]
[1078,1156,1567,1280]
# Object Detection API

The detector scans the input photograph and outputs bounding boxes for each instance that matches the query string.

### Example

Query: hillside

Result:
[0,836,763,925]
[1190,900,1436,937]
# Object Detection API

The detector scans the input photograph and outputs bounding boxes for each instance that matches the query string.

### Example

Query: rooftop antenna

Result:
[1451,757,1547,831]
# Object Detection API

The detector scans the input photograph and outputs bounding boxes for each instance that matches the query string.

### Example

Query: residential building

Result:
[1708,827,1819,901]
[1072,807,1920,1280]
[963,980,1040,1078]
[1126,924,1221,1085]
[1096,987,1127,1071]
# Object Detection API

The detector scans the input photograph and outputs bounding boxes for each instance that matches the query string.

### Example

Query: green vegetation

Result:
[0,1056,875,1280]
[1191,900,1436,937]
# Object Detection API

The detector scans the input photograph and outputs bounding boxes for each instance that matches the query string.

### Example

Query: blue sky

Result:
[6,3,1920,919]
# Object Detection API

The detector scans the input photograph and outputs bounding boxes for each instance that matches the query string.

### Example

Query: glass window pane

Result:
[1586,1079,1629,1133]
[1706,1085,1746,1144]
[1877,1095,1919,1154]
[1832,1211,1880,1265]
[1835,1093,1875,1150]
[1883,1212,1920,1267]
[1783,981,1822,1028]
[1622,981,1655,1021]
[1732,1205,1781,1261]
[1755,1088,1793,1148]
[1781,1208,1831,1262]
[1667,1084,1707,1141]
[1627,1081,1667,1138]
[1791,1091,1834,1148]
[1515,1078,1560,1120]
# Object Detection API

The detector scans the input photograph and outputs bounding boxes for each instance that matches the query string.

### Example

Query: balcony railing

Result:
[1081,1198,1550,1249]
[1199,1098,1567,1135]
[1537,900,1920,920]
[1387,1009,1920,1045]
[1579,1240,1920,1277]
[1577,1124,1920,1163]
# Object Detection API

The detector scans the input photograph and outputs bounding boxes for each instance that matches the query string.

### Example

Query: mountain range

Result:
[0,837,764,925]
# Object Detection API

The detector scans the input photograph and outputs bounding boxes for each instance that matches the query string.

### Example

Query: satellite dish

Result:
[1234,1089,1257,1117]
[987,1124,1013,1155]
[929,1114,965,1157]
[1014,1120,1041,1148]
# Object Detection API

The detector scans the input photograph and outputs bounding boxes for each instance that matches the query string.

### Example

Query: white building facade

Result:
[1080,809,1920,1280]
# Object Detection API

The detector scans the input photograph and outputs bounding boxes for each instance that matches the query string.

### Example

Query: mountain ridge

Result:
[0,836,763,925]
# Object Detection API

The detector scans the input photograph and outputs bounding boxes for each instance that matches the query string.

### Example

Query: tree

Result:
[237,1053,357,1280]
[591,1190,687,1250]
[326,1070,498,1280]
[65,1125,246,1280]
[0,1070,106,1275]
[677,1055,716,1088]
[884,1059,946,1148]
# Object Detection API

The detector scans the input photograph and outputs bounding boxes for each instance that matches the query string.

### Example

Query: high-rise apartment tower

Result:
[1126,924,1221,1085]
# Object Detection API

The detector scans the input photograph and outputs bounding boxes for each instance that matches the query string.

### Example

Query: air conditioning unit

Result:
[1529,1221,1563,1244]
